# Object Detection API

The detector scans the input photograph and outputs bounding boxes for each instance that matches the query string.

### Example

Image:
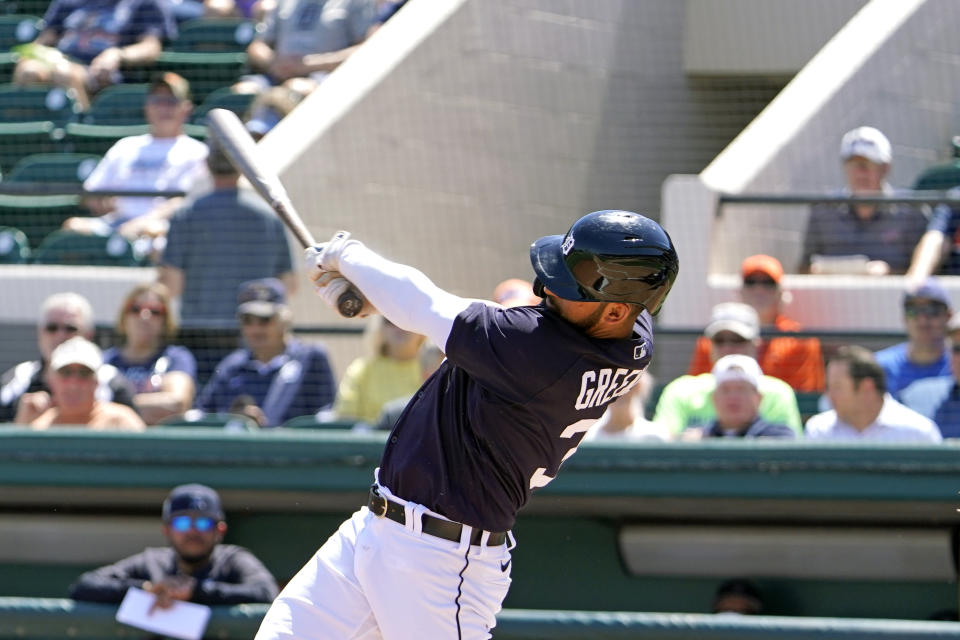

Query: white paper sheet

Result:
[116,587,212,640]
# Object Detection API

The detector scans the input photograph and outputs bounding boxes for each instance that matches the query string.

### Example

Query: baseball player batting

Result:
[255,210,679,640]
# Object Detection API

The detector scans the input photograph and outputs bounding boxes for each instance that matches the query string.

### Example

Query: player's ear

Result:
[602,302,632,324]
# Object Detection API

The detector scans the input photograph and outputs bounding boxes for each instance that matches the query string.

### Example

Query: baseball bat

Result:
[205,108,366,318]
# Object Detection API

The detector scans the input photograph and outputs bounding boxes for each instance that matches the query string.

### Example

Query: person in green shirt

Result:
[654,302,802,436]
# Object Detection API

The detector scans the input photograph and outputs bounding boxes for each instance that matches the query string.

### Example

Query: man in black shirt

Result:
[257,210,679,639]
[70,484,278,607]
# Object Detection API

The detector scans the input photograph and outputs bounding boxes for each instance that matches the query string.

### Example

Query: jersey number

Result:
[528,419,596,489]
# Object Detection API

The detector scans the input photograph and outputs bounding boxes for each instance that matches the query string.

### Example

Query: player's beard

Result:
[545,293,608,333]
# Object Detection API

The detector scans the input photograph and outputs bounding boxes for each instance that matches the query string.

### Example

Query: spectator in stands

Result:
[585,372,670,442]
[234,0,376,98]
[805,345,941,442]
[712,578,764,615]
[158,138,294,385]
[335,315,426,424]
[875,278,952,396]
[366,0,409,37]
[899,311,960,438]
[372,340,446,432]
[17,337,146,431]
[243,85,305,140]
[687,255,824,391]
[492,277,541,308]
[906,187,960,285]
[103,283,197,425]
[13,0,176,110]
[680,355,796,440]
[63,72,210,253]
[195,278,335,427]
[800,126,928,275]
[653,302,802,437]
[69,483,278,606]
[0,292,136,424]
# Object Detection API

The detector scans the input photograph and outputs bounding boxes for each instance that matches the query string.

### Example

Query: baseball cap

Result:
[162,484,225,522]
[840,126,891,165]
[904,277,950,307]
[237,278,287,317]
[149,71,191,102]
[49,336,102,372]
[704,302,759,341]
[741,254,783,284]
[712,354,762,389]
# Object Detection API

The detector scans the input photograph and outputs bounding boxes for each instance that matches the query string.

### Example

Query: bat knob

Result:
[337,289,365,318]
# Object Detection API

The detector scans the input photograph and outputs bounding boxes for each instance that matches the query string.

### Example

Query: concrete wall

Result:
[259,0,783,335]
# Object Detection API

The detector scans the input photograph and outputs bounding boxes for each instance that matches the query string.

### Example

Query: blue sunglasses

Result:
[169,515,217,533]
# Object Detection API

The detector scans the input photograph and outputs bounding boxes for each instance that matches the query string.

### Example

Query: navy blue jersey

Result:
[378,302,654,532]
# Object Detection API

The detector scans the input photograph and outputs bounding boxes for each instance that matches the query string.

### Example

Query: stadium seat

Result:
[795,391,823,423]
[0,226,30,263]
[0,194,85,249]
[280,415,359,430]
[31,230,142,266]
[63,84,150,154]
[6,152,100,185]
[0,14,42,84]
[168,18,256,53]
[0,84,77,173]
[157,409,260,431]
[192,86,256,125]
[912,136,960,192]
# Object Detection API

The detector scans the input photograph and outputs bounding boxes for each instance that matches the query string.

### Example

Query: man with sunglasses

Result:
[874,278,952,396]
[653,302,802,438]
[0,292,137,424]
[686,255,824,392]
[19,336,145,430]
[62,72,210,250]
[900,311,960,438]
[70,483,279,606]
[195,278,336,427]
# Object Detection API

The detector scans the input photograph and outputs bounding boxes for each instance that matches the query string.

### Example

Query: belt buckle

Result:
[369,485,388,517]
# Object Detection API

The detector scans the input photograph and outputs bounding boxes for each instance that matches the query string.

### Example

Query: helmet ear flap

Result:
[532,278,545,298]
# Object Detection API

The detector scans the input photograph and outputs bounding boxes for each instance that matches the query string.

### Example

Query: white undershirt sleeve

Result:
[337,243,486,350]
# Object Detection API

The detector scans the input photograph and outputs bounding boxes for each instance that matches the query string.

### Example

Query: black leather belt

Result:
[368,485,507,546]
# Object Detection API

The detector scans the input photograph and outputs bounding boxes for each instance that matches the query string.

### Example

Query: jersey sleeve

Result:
[167,345,197,380]
[444,302,571,401]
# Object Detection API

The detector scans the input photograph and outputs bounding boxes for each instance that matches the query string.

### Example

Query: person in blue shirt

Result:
[195,278,336,427]
[875,278,952,396]
[103,282,197,425]
[900,310,960,438]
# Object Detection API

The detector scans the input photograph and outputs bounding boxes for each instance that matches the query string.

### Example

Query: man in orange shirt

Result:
[687,255,824,391]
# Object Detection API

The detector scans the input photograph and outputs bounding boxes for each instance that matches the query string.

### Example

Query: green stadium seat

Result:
[169,18,256,53]
[0,15,42,84]
[62,84,150,154]
[192,86,256,125]
[6,152,100,184]
[0,84,77,173]
[912,136,960,192]
[4,1,51,17]
[280,415,358,430]
[0,225,30,263]
[157,409,260,431]
[0,194,85,249]
[31,230,142,266]
[796,391,823,423]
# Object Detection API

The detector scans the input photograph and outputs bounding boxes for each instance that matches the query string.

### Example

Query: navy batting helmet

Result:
[529,210,679,315]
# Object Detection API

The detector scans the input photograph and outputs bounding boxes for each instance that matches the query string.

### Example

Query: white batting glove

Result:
[311,270,378,318]
[304,231,361,279]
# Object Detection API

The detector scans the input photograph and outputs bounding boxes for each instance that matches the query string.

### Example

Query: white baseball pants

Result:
[255,491,514,640]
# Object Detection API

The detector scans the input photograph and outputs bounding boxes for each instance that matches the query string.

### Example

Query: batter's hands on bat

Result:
[306,231,361,273]
[309,270,377,318]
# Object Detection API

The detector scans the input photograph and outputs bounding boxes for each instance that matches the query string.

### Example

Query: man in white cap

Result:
[653,302,801,437]
[800,126,928,275]
[18,336,145,431]
[680,355,796,440]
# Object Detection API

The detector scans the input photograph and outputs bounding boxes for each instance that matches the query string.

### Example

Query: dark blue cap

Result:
[162,484,224,521]
[237,278,287,317]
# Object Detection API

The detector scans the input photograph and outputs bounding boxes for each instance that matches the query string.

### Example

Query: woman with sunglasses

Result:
[103,283,197,425]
